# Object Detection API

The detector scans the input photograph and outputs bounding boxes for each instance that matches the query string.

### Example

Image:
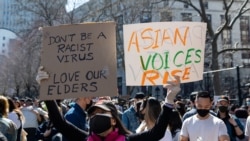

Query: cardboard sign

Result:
[123,22,207,86]
[40,22,117,100]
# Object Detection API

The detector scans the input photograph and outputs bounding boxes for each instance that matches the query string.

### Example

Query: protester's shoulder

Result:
[210,114,225,123]
[183,114,196,124]
[0,118,17,130]
[65,105,77,114]
[209,110,216,116]
[8,111,19,119]
[185,108,196,115]
[123,106,134,113]
[0,117,14,124]
[182,109,196,121]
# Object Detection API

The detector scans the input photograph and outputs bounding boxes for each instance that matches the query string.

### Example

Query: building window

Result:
[181,13,192,21]
[222,30,231,45]
[221,15,232,45]
[2,50,5,54]
[2,43,5,47]
[184,3,188,8]
[222,53,233,68]
[3,36,5,40]
[240,16,249,45]
[160,11,172,21]
[140,10,152,23]
[242,52,250,67]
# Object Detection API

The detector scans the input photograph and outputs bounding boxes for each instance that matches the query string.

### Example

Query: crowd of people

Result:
[1,73,250,141]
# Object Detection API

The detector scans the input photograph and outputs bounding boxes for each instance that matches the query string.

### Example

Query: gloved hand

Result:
[36,66,49,84]
[163,75,181,105]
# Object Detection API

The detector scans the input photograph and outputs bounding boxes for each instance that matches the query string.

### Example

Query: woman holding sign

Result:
[36,67,180,141]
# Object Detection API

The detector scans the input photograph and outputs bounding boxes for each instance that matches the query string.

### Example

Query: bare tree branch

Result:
[175,0,202,16]
[229,0,249,28]
[218,48,250,55]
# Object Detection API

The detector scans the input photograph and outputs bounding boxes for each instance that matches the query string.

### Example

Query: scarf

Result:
[87,128,125,141]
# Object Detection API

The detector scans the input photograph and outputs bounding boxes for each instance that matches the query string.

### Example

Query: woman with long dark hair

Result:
[136,97,173,141]
[168,110,182,141]
[7,97,25,141]
[37,68,181,141]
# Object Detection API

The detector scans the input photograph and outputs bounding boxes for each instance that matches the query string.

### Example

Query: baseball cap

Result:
[190,91,198,103]
[134,92,145,99]
[87,102,111,115]
[218,95,229,102]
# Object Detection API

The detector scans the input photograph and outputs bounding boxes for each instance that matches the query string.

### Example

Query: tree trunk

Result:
[211,41,221,96]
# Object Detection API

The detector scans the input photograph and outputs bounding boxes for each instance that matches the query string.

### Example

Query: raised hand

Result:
[163,75,181,105]
[36,66,49,84]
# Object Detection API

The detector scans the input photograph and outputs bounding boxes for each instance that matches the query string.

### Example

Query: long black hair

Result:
[168,110,182,136]
[102,101,132,135]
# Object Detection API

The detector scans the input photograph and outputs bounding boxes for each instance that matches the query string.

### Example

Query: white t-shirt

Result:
[136,120,173,141]
[21,106,39,128]
[8,112,21,128]
[245,116,250,137]
[159,129,173,141]
[180,114,228,141]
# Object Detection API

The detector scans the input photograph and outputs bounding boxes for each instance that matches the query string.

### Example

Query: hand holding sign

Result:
[36,66,49,84]
[40,22,117,100]
[163,75,181,105]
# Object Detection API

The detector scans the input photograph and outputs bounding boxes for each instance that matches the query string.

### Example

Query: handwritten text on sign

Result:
[123,22,207,86]
[40,22,117,100]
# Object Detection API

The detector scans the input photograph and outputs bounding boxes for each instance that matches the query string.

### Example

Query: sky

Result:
[66,0,89,12]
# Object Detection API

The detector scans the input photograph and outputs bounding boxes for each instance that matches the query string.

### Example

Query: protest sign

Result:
[123,22,207,86]
[40,22,117,100]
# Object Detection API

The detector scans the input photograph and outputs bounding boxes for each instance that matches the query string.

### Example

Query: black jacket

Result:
[45,100,173,141]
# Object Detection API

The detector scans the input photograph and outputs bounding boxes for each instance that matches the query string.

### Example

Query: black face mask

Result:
[90,114,112,134]
[197,109,209,117]
[218,106,228,113]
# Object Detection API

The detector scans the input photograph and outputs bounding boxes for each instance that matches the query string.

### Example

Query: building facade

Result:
[72,0,250,101]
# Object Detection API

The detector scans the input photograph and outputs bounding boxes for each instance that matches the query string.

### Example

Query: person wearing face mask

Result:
[182,91,216,122]
[87,100,131,141]
[217,95,245,141]
[36,67,181,141]
[180,91,230,141]
[122,92,145,133]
